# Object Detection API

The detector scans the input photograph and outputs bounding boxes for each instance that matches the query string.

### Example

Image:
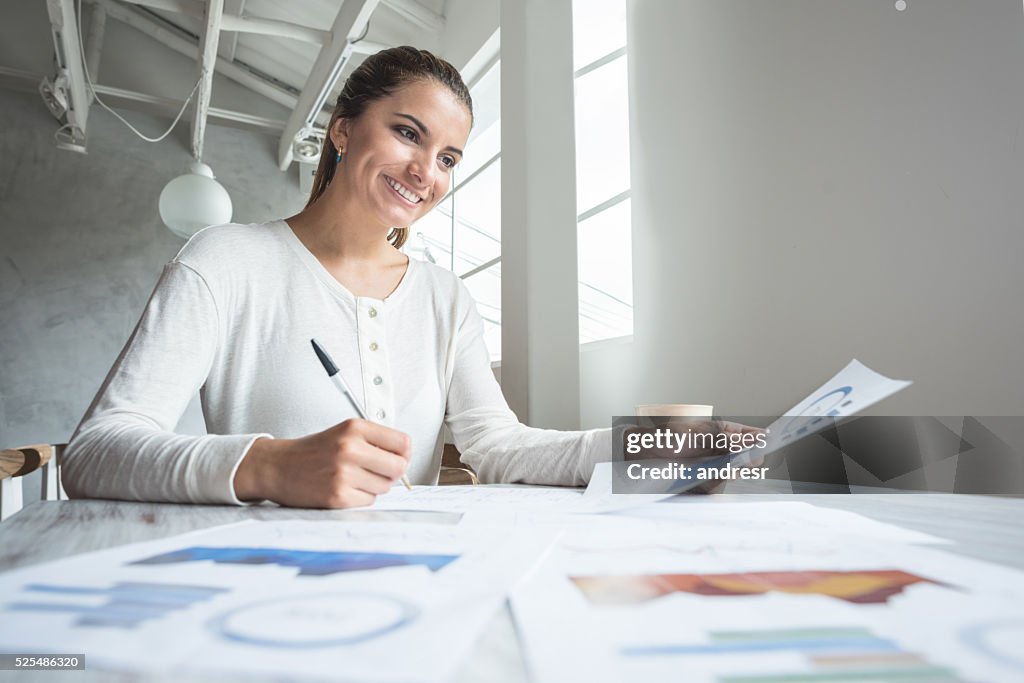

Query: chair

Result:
[439,443,478,485]
[0,443,66,521]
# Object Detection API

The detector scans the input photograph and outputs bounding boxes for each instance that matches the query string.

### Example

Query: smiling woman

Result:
[306,46,474,250]
[60,46,616,510]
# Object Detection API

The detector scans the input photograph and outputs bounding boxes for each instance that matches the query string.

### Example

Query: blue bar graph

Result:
[130,546,459,576]
[5,581,229,629]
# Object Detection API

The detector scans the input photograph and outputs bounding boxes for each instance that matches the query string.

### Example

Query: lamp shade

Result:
[158,161,233,239]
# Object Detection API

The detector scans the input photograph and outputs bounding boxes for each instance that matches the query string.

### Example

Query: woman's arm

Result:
[443,282,611,486]
[62,261,268,504]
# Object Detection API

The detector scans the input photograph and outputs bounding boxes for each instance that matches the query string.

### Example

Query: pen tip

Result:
[310,338,338,376]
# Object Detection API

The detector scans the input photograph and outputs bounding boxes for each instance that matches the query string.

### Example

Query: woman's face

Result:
[331,79,473,230]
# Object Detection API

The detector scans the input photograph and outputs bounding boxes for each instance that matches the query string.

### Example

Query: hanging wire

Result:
[71,0,203,144]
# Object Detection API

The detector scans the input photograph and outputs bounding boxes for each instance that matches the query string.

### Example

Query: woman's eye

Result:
[397,127,418,142]
[440,155,457,169]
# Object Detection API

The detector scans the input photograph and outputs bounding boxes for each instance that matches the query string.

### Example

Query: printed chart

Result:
[132,546,458,576]
[624,626,963,683]
[0,520,545,683]
[571,569,944,606]
[212,592,419,648]
[6,581,228,629]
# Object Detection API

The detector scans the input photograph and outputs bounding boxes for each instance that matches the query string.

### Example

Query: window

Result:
[410,7,634,359]
[573,0,633,344]
[406,60,502,361]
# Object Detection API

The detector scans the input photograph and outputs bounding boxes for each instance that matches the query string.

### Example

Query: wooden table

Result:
[1,490,1023,682]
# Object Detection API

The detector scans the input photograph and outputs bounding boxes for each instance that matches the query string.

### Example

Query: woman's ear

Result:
[330,117,350,152]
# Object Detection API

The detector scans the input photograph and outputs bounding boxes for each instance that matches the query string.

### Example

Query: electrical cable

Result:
[73,0,203,144]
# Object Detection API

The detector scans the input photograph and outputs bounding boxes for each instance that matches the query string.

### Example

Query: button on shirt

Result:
[356,299,394,429]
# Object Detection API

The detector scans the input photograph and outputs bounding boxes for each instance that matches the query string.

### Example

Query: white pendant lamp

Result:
[158,160,233,239]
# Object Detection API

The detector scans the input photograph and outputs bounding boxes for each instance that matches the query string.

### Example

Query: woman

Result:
[63,47,609,508]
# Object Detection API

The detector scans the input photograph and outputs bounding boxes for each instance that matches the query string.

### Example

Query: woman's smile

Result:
[384,175,424,205]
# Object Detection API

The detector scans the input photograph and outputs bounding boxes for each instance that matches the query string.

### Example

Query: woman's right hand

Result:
[233,419,411,508]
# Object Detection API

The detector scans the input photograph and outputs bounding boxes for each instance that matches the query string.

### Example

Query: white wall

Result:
[439,0,499,73]
[618,0,1024,419]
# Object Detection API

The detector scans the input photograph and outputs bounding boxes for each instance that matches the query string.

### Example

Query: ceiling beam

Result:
[117,0,329,44]
[217,0,244,61]
[277,0,380,170]
[45,0,92,137]
[351,39,390,55]
[381,0,444,33]
[84,3,107,86]
[190,0,224,159]
[0,65,285,135]
[95,81,286,133]
[92,0,317,119]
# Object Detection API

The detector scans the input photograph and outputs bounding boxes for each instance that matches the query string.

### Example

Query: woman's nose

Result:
[408,151,435,188]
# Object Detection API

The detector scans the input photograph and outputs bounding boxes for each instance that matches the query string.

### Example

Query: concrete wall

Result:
[0,88,305,502]
[617,0,1024,420]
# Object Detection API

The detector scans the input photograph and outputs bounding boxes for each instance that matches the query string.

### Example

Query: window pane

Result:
[463,263,502,362]
[572,0,627,71]
[461,61,501,181]
[458,122,500,184]
[453,160,501,276]
[409,195,453,270]
[575,56,631,214]
[578,198,633,343]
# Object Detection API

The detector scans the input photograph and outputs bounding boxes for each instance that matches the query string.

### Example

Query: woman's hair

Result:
[306,46,473,249]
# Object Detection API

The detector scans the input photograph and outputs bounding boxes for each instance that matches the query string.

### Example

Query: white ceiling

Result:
[0,0,497,166]
[143,0,448,96]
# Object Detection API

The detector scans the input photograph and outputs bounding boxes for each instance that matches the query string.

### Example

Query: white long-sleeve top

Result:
[63,221,609,504]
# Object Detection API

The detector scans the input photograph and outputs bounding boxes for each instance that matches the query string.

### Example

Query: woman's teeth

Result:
[386,177,422,204]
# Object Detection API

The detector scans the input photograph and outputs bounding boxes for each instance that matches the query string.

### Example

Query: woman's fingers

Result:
[344,446,408,491]
[339,422,411,482]
[349,419,412,458]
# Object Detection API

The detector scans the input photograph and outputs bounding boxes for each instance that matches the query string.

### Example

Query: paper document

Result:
[373,477,673,515]
[652,359,911,493]
[765,358,912,452]
[512,503,1024,683]
[0,519,554,682]
[372,484,586,512]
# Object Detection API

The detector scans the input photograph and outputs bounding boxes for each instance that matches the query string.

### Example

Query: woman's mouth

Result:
[384,176,424,205]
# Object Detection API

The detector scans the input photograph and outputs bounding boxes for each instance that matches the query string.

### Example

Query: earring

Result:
[336,147,343,163]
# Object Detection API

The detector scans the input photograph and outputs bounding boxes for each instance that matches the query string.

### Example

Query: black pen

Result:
[311,338,412,490]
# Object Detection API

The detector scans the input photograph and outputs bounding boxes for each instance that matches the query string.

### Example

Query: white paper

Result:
[650,359,912,493]
[372,483,588,512]
[764,358,912,453]
[372,475,670,516]
[511,505,1024,683]
[612,497,949,545]
[0,519,555,682]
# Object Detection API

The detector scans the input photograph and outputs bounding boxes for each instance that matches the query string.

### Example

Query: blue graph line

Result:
[210,592,419,649]
[960,620,1024,672]
[130,547,459,576]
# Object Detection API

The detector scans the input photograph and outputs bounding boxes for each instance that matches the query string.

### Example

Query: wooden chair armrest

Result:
[0,445,54,481]
[439,443,478,485]
[439,466,479,486]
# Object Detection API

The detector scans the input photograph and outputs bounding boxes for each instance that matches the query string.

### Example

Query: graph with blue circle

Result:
[778,386,854,441]
[210,592,419,649]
